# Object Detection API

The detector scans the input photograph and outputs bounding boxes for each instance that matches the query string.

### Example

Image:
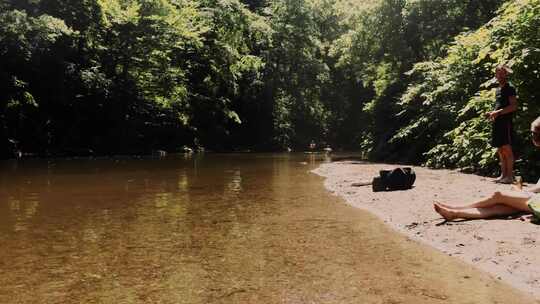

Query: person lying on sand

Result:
[434,116,540,221]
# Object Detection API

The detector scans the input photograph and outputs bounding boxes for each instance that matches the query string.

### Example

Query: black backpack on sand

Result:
[372,167,416,192]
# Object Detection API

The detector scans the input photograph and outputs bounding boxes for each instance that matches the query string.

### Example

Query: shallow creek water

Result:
[0,153,535,303]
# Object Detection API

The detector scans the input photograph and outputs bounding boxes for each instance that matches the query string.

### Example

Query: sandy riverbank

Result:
[313,161,540,298]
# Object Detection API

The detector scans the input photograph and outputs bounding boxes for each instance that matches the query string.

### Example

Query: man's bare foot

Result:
[434,203,459,221]
[495,176,514,184]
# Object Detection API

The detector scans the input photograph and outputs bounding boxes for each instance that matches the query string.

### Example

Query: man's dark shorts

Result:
[491,120,513,148]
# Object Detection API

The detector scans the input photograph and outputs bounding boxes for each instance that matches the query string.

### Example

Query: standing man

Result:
[486,65,517,184]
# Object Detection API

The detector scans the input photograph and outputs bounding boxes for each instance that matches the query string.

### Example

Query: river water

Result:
[0,153,534,303]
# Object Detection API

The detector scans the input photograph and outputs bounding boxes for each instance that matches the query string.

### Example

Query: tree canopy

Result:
[3,0,540,178]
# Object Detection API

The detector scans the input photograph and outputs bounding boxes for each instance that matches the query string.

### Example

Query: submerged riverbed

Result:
[0,153,534,303]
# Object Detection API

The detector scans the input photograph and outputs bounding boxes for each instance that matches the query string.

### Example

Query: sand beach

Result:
[313,161,540,299]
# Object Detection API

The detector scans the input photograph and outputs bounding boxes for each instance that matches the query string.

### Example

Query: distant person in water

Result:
[485,64,518,184]
[434,117,540,221]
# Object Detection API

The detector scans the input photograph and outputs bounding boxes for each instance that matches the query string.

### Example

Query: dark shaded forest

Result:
[2,0,540,176]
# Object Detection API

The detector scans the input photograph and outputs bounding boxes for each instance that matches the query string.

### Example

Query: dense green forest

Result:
[1,0,540,176]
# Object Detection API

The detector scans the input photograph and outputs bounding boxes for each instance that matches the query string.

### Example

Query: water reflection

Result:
[8,197,39,232]
[0,154,534,303]
[225,169,242,194]
[177,170,189,191]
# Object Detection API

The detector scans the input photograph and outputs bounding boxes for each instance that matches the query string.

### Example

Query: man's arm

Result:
[495,95,518,115]
[487,95,517,120]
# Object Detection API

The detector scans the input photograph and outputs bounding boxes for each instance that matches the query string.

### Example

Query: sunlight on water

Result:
[9,196,39,232]
[0,154,534,303]
[225,169,243,194]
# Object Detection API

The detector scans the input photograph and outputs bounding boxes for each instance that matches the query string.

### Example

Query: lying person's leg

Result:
[435,191,530,210]
[434,203,521,220]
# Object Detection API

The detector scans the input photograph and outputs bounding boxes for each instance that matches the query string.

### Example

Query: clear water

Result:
[0,153,532,303]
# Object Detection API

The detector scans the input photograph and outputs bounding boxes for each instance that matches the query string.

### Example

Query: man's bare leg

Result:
[495,148,506,181]
[502,145,514,183]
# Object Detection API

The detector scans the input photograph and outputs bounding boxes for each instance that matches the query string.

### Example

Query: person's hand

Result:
[485,111,499,121]
[520,214,534,221]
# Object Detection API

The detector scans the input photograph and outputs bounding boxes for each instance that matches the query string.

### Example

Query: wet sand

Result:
[313,161,540,301]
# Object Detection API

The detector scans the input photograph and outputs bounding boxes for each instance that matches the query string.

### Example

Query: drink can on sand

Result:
[515,176,523,190]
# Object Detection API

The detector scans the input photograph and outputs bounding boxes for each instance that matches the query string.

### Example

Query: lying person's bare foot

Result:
[434,203,459,221]
[435,201,453,209]
[434,201,464,210]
